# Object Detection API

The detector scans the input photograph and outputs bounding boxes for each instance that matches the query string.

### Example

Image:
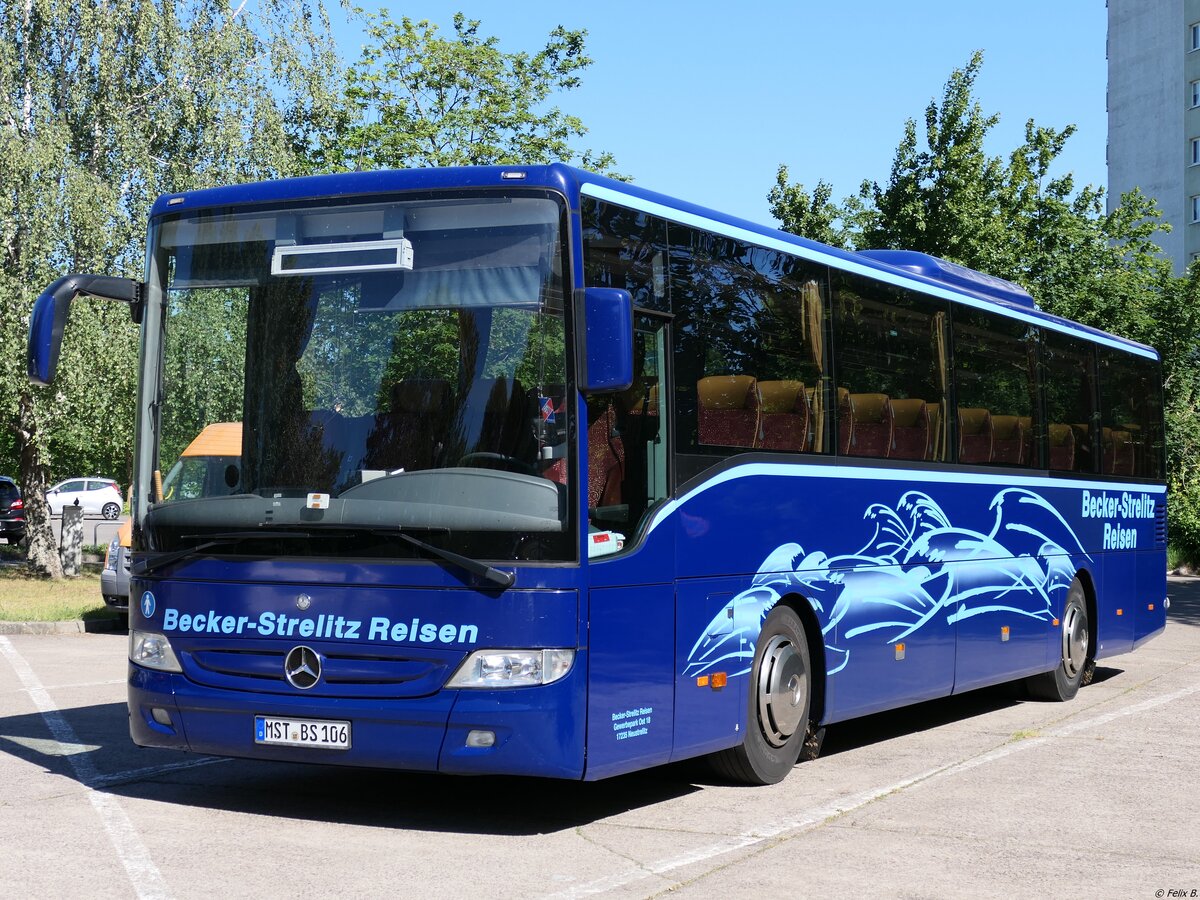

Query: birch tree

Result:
[0,0,341,575]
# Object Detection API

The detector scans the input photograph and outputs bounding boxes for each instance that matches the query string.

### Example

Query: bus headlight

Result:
[446,649,574,689]
[129,630,182,673]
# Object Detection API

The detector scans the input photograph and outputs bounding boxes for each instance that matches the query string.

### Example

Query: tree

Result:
[767,168,851,249]
[0,0,341,575]
[338,10,616,173]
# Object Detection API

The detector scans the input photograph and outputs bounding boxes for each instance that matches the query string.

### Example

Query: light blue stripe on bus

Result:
[579,183,1157,360]
[643,461,1166,537]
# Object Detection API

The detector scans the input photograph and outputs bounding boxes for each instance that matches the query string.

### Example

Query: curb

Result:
[0,619,120,635]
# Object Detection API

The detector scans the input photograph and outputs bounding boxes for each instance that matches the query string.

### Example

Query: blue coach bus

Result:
[28,164,1167,784]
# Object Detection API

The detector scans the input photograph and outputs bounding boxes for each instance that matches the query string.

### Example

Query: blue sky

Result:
[331,1,1108,228]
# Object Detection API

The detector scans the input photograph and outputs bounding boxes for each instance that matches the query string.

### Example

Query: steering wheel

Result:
[457,452,537,475]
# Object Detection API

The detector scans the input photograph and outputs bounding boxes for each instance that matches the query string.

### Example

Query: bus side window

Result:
[832,275,948,461]
[1043,330,1098,474]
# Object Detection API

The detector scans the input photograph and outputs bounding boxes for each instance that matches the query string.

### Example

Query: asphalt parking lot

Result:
[1,579,1198,899]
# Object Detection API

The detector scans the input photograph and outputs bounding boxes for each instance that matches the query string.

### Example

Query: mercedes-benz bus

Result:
[28,164,1167,784]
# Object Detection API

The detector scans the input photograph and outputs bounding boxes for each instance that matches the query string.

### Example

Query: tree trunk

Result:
[17,385,63,578]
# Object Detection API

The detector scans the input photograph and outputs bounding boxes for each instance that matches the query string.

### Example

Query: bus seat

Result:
[957,407,992,464]
[1048,423,1075,471]
[926,402,943,461]
[585,399,625,508]
[756,380,810,451]
[888,398,927,460]
[1018,415,1034,465]
[1103,427,1135,475]
[990,414,1025,465]
[841,392,891,458]
[1121,422,1143,475]
[697,375,758,448]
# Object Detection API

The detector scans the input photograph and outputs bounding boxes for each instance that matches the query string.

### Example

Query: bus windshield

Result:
[143,192,574,562]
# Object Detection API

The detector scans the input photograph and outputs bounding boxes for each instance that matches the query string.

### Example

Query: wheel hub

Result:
[1062,603,1088,678]
[757,635,808,748]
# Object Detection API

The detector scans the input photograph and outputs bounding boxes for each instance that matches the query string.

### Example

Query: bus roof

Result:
[183,422,242,458]
[149,164,1158,361]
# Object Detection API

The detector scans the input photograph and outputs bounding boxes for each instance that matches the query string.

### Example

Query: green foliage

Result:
[767,168,851,249]
[339,10,616,173]
[0,0,341,574]
[769,50,1200,561]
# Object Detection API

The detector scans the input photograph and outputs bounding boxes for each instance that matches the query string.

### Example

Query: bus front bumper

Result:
[129,662,585,779]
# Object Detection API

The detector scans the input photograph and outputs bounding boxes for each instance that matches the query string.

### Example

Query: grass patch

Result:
[0,566,115,622]
[1009,729,1041,742]
[1168,543,1198,574]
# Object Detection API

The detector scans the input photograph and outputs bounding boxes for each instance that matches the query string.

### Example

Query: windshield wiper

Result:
[395,531,515,589]
[281,522,516,589]
[133,530,311,577]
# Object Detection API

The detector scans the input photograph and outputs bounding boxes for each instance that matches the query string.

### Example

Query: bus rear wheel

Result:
[1026,578,1090,702]
[710,604,811,785]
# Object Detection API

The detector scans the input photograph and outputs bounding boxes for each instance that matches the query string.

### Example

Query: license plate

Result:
[255,716,351,750]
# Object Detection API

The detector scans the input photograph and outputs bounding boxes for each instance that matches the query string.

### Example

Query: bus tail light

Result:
[446,649,574,689]
[130,630,182,673]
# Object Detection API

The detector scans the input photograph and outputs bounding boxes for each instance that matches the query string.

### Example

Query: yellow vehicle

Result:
[160,423,242,500]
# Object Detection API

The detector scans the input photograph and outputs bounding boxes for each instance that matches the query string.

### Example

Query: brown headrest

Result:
[698,375,756,410]
[1105,428,1132,447]
[889,398,925,428]
[757,380,804,414]
[1048,423,1074,447]
[958,407,990,434]
[991,414,1019,440]
[849,393,888,424]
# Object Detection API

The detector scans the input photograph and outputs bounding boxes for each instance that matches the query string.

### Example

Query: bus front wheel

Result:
[1026,578,1091,702]
[711,604,811,785]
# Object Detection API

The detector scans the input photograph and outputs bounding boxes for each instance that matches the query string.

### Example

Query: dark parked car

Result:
[101,519,131,622]
[0,476,26,546]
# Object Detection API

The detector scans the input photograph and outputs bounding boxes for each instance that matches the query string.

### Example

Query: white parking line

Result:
[0,636,171,900]
[548,679,1200,899]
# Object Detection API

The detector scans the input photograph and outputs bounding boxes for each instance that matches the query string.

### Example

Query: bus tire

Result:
[1026,578,1090,702]
[710,604,811,785]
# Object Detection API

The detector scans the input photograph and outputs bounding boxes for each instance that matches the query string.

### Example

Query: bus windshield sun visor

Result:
[271,238,414,276]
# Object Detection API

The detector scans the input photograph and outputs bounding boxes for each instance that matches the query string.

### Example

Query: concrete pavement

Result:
[0,578,1196,899]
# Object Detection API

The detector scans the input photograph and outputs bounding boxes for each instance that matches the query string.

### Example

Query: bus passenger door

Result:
[584,313,677,780]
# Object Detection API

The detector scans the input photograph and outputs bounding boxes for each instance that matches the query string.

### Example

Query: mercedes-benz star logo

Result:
[284,645,321,690]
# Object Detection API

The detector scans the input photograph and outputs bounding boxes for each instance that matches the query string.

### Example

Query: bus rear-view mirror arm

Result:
[28,274,144,387]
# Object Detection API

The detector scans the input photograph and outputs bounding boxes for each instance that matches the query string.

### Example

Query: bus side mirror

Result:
[578,287,633,394]
[28,274,142,386]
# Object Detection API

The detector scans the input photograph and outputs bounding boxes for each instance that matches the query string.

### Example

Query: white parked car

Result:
[46,477,123,519]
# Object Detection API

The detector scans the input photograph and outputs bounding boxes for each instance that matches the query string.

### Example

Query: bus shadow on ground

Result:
[815,665,1123,762]
[0,701,700,835]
